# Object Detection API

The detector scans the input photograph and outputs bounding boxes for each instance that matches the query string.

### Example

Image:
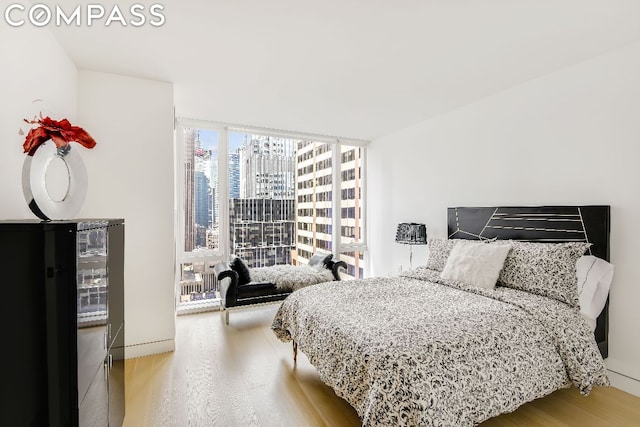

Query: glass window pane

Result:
[337,251,364,280]
[340,145,364,279]
[178,125,367,307]
[228,132,298,267]
[340,145,363,245]
[293,141,333,265]
[183,128,219,253]
[179,262,218,302]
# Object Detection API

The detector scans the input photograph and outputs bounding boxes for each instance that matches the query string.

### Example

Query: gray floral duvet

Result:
[271,267,608,426]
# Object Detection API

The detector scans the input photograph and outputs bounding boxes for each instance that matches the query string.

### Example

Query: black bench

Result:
[215,255,346,324]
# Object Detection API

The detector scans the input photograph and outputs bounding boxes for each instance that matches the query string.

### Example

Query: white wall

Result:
[77,71,176,358]
[0,26,175,358]
[0,26,77,218]
[369,40,640,396]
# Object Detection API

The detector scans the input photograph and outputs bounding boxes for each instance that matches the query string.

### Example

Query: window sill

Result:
[177,298,221,316]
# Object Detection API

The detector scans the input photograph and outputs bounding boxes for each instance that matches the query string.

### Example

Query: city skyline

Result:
[198,129,244,189]
[181,127,364,302]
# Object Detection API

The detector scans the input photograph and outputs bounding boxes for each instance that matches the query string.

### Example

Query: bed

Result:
[271,206,611,426]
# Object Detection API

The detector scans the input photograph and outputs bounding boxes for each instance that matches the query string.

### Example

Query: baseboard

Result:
[125,339,175,359]
[608,371,640,397]
[176,299,221,316]
[606,357,640,380]
[606,357,640,397]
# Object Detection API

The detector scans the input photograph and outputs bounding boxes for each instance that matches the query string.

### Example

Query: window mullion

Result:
[175,125,186,260]
[332,143,341,255]
[219,129,229,260]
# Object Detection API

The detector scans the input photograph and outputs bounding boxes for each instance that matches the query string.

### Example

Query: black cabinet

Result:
[0,219,125,427]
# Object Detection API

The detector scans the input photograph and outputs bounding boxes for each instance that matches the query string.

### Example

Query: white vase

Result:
[22,140,88,220]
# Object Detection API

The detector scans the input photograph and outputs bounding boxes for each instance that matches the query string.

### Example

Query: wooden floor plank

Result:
[124,305,640,426]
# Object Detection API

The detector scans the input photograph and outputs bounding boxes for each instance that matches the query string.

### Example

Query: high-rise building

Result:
[210,161,219,225]
[195,224,207,250]
[294,141,332,263]
[183,128,196,252]
[229,199,296,267]
[206,225,219,250]
[337,145,364,279]
[209,186,216,229]
[294,142,363,279]
[184,129,217,251]
[229,152,240,199]
[239,135,296,199]
[229,135,297,267]
[195,171,210,229]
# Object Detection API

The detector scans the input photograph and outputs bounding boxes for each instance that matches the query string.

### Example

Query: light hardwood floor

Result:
[124,305,640,426]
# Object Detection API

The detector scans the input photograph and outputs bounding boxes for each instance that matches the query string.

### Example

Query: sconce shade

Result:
[395,223,427,245]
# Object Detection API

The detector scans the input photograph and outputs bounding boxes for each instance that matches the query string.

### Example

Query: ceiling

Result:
[49,0,640,140]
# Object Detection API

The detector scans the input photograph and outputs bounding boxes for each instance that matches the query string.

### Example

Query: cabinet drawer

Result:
[77,325,108,404]
[79,361,109,427]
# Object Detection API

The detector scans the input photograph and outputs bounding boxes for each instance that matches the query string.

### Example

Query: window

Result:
[176,121,368,309]
[176,126,224,309]
[295,141,333,266]
[338,145,365,279]
[228,132,297,268]
[181,128,220,253]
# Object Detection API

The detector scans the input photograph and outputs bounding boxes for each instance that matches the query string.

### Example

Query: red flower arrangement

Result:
[22,115,97,156]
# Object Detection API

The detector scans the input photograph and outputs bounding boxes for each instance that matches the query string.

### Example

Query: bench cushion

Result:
[237,281,291,300]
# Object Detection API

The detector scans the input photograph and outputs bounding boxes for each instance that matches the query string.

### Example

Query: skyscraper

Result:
[210,160,219,225]
[294,142,363,279]
[184,130,216,250]
[209,186,216,227]
[195,171,210,228]
[229,135,297,267]
[239,135,296,199]
[337,144,363,279]
[229,152,240,199]
[183,128,196,252]
[229,198,296,267]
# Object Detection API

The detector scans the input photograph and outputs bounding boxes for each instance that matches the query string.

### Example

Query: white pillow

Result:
[577,255,614,320]
[582,315,597,332]
[440,241,512,290]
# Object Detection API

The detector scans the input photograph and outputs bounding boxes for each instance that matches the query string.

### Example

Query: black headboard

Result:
[447,206,610,358]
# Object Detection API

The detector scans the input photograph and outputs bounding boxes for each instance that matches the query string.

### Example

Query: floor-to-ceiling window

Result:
[338,144,366,279]
[228,131,298,268]
[176,123,227,311]
[175,120,368,312]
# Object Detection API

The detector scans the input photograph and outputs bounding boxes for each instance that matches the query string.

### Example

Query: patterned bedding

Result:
[271,267,609,426]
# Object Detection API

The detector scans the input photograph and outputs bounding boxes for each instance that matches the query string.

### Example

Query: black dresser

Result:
[0,219,125,427]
